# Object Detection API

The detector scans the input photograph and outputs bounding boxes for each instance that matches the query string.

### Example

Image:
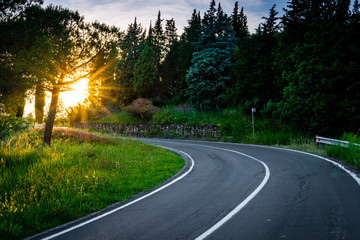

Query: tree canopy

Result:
[1,0,360,138]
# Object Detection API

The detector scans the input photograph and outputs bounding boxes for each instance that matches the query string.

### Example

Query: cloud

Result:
[44,0,283,34]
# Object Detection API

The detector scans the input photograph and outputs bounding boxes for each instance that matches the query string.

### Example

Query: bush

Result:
[66,104,87,126]
[0,115,30,139]
[326,133,360,168]
[124,98,158,120]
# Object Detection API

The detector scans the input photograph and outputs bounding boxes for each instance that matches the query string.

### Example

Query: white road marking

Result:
[41,147,195,240]
[213,141,360,187]
[193,144,271,240]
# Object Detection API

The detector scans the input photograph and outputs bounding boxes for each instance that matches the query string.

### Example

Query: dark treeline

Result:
[1,0,360,140]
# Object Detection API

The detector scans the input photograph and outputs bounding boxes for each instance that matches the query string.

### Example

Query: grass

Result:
[91,111,145,124]
[151,107,359,168]
[325,133,360,168]
[0,128,184,239]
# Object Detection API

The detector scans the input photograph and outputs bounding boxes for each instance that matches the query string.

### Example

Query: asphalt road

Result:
[32,139,360,240]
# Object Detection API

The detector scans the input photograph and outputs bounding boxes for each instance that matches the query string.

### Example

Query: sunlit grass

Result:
[0,128,184,239]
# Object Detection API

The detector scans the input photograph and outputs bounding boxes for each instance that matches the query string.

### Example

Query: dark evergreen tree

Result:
[161,9,201,100]
[164,18,177,53]
[115,18,144,104]
[133,44,156,98]
[152,10,165,94]
[231,2,249,41]
[186,1,237,110]
[161,18,180,98]
[273,0,356,134]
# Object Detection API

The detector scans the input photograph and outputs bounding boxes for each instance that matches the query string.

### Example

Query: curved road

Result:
[32,139,360,240]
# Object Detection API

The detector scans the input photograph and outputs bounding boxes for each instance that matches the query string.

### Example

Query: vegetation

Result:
[2,0,359,238]
[0,128,184,239]
[0,115,30,140]
[326,133,360,168]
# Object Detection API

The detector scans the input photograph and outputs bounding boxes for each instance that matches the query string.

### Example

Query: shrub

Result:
[124,98,158,120]
[66,104,87,126]
[0,115,30,139]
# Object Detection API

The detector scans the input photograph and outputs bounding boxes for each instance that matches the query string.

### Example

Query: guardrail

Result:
[316,135,360,148]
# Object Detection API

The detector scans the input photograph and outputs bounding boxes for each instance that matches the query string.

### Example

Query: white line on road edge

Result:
[194,145,271,240]
[215,141,360,187]
[40,147,195,240]
[280,148,360,186]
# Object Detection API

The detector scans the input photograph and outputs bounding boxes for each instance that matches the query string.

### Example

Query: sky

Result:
[43,0,289,34]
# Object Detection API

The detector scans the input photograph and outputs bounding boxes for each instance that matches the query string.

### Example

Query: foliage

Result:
[231,1,249,41]
[161,9,201,100]
[229,5,280,107]
[66,104,88,126]
[186,0,237,111]
[91,111,145,124]
[115,17,144,104]
[133,44,156,98]
[0,128,184,239]
[325,133,360,168]
[0,115,30,139]
[124,98,158,120]
[272,0,357,135]
[186,48,233,110]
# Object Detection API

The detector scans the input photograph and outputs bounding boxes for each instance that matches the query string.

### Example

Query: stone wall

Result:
[74,122,221,140]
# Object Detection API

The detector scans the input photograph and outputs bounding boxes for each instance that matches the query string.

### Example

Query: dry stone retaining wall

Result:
[74,122,221,140]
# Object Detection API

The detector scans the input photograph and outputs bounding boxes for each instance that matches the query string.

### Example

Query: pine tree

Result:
[186,0,237,110]
[231,2,249,41]
[115,17,144,104]
[152,10,165,93]
[164,9,201,100]
[164,18,177,53]
[133,44,156,98]
[273,0,355,134]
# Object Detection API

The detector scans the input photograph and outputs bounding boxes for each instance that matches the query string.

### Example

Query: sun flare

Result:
[60,78,89,108]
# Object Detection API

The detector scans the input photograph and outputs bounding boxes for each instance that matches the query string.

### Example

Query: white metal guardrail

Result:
[316,136,360,148]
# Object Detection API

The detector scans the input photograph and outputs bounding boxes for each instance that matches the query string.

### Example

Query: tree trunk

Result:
[35,84,45,123]
[43,80,62,146]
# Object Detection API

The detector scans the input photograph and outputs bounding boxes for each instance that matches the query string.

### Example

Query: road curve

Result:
[31,139,360,240]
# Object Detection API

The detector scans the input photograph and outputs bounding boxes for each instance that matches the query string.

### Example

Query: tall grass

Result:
[0,128,184,239]
[325,133,360,168]
[153,107,360,168]
[152,108,307,145]
[92,111,145,124]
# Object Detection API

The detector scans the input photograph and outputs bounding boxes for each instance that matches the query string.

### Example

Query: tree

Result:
[0,0,43,21]
[152,10,165,93]
[273,0,356,134]
[160,9,201,100]
[34,83,45,122]
[133,44,156,98]
[164,18,177,53]
[0,0,44,116]
[186,48,232,110]
[230,4,281,107]
[186,1,237,110]
[115,17,144,104]
[161,18,180,98]
[87,42,120,111]
[231,2,249,41]
[18,5,120,145]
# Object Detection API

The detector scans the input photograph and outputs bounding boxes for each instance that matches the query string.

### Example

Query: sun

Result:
[60,78,89,108]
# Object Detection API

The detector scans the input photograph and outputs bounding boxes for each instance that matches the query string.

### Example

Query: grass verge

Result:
[0,128,184,239]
